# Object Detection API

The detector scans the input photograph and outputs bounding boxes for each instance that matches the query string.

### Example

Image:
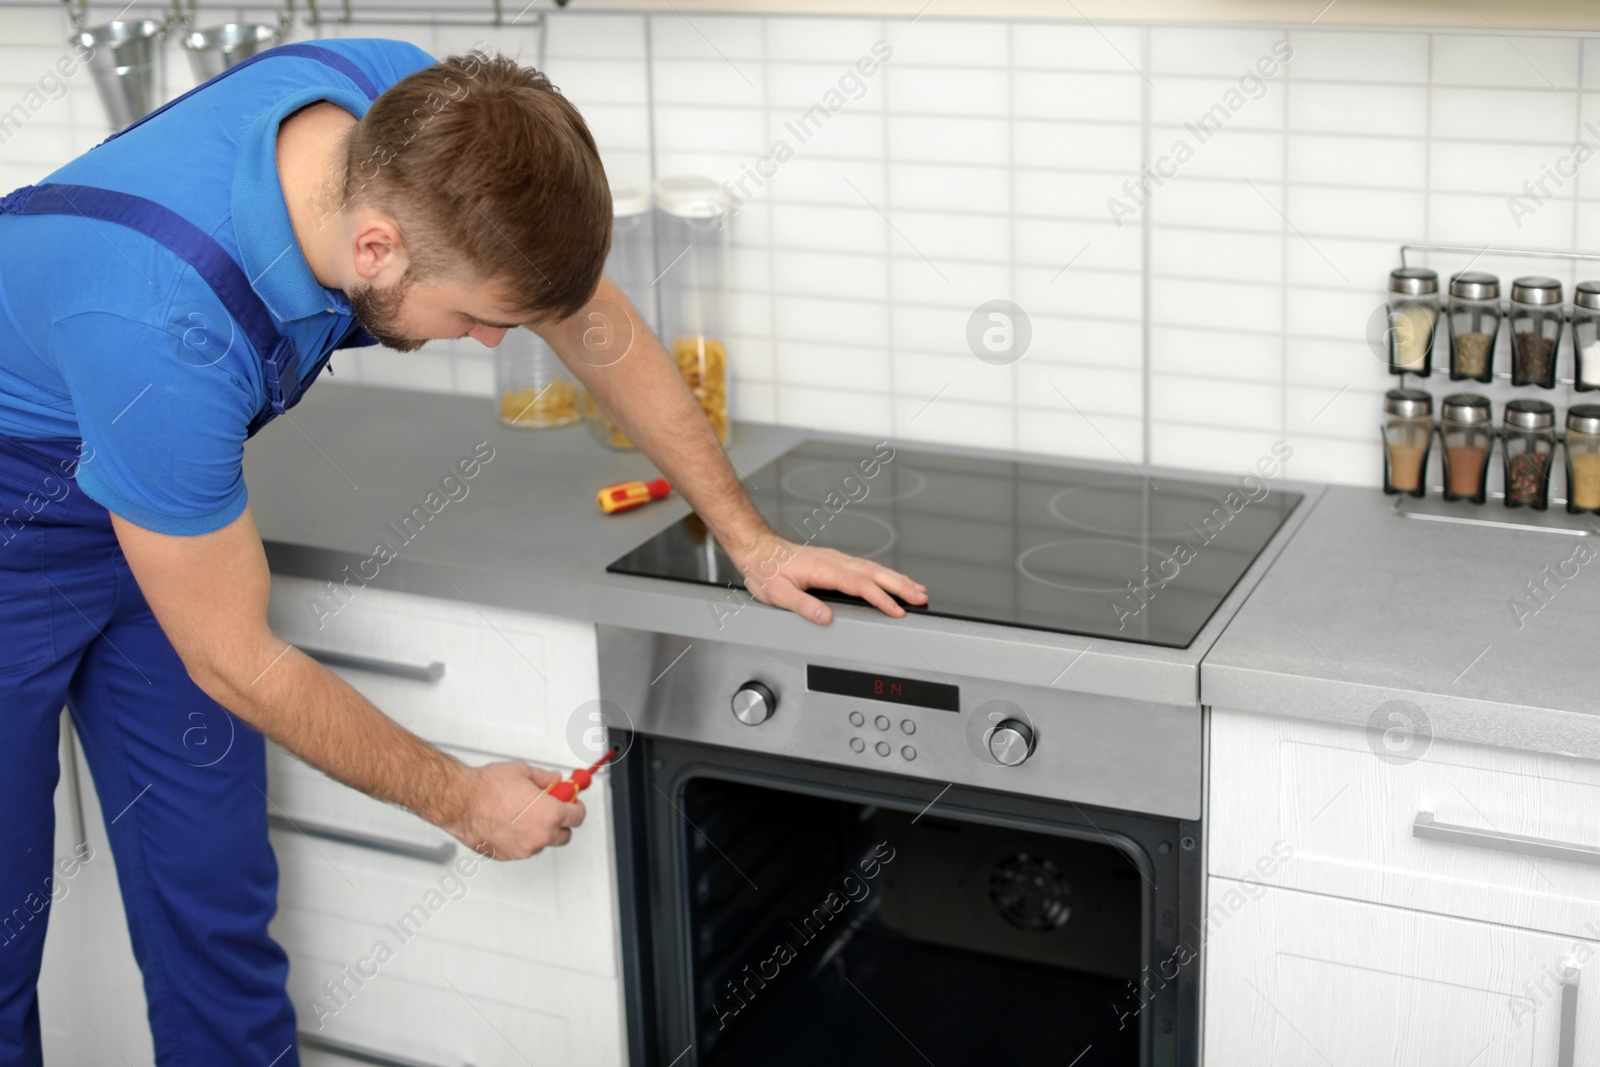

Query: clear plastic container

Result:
[654,176,731,446]
[1387,267,1439,376]
[586,186,654,451]
[1382,388,1433,497]
[495,329,581,428]
[1565,404,1600,513]
[1501,398,1557,509]
[1509,276,1563,389]
[1439,393,1493,504]
[1572,280,1600,393]
[1446,271,1499,383]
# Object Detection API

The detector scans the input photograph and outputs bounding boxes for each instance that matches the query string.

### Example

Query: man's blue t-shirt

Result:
[0,39,434,534]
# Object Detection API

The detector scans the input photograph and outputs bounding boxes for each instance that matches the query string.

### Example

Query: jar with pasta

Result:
[1386,267,1439,377]
[654,176,731,446]
[494,329,581,429]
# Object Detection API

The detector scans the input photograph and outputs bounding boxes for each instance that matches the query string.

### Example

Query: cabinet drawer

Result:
[1210,708,1600,939]
[1204,880,1595,1066]
[268,577,598,765]
[267,743,621,979]
[279,909,625,1067]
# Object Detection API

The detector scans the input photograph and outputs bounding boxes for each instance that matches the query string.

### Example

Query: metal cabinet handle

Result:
[1559,967,1579,1067]
[1412,812,1600,867]
[268,813,457,865]
[299,1030,470,1067]
[298,646,445,683]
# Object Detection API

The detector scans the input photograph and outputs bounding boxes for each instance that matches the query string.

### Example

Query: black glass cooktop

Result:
[608,440,1301,648]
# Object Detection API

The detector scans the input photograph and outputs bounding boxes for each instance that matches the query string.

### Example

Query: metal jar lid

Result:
[1448,271,1499,301]
[1504,398,1556,429]
[1384,388,1433,418]
[1575,281,1600,311]
[1440,393,1492,423]
[1568,404,1600,435]
[1389,267,1438,296]
[1511,276,1563,305]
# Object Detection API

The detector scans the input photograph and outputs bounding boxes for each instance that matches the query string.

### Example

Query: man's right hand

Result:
[446,761,587,860]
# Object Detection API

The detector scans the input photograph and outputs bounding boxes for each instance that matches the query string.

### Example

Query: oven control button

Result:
[731,681,777,726]
[901,719,916,735]
[902,746,916,761]
[988,719,1035,766]
[874,715,891,732]
[849,711,864,727]
[875,741,891,757]
[850,738,865,753]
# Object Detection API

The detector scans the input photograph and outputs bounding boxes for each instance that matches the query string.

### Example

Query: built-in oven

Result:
[597,436,1304,1065]
[601,629,1203,1067]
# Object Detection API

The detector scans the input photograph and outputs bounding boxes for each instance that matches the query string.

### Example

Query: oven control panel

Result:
[599,626,1201,821]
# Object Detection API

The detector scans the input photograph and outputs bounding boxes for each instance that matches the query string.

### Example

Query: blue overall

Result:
[0,43,397,1066]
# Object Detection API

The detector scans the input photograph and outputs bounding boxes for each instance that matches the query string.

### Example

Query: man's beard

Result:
[349,273,427,352]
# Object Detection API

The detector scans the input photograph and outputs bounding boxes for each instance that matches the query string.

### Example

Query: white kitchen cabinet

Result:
[1209,707,1600,940]
[1203,879,1596,1066]
[268,575,601,767]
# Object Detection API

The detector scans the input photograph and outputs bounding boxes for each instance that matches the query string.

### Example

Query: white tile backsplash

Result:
[6,3,1597,491]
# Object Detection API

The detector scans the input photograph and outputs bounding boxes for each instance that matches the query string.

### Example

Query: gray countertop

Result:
[243,383,1319,709]
[1202,485,1600,760]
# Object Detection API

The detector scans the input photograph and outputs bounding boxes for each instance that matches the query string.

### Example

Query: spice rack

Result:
[1388,242,1600,536]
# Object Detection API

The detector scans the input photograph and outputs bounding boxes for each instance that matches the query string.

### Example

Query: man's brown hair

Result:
[342,51,610,322]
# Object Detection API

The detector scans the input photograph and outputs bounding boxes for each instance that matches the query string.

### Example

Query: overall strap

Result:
[2,183,296,433]
[101,42,380,146]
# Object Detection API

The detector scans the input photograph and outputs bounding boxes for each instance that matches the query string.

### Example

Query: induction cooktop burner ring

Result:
[780,463,928,506]
[773,506,900,559]
[1015,537,1170,595]
[1046,482,1212,540]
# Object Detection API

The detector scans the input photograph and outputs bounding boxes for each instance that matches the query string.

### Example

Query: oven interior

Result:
[681,776,1144,1066]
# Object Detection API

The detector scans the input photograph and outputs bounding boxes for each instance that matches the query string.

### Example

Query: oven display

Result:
[807,665,959,711]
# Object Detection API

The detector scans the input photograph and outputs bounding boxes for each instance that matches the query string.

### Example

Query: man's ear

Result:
[349,207,408,284]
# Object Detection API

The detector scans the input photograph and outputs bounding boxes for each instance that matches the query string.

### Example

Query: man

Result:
[0,40,925,1065]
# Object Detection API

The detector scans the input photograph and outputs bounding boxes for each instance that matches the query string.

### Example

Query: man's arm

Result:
[111,507,582,859]
[537,277,929,625]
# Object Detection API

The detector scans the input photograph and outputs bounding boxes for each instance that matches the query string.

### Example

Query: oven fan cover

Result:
[989,852,1073,932]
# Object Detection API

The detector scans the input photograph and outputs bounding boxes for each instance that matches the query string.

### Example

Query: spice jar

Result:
[494,329,581,429]
[1571,280,1600,392]
[1501,399,1557,509]
[585,186,654,451]
[1439,393,1494,504]
[1386,267,1439,376]
[1446,272,1499,383]
[654,176,731,446]
[1565,405,1600,513]
[1509,276,1564,389]
[1382,388,1434,496]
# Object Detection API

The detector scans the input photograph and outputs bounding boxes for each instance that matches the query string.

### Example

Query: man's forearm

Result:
[198,645,472,832]
[541,278,773,557]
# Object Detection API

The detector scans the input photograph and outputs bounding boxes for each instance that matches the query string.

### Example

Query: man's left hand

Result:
[730,538,928,625]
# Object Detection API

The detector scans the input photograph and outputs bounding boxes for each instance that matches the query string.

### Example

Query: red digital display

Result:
[807,665,959,711]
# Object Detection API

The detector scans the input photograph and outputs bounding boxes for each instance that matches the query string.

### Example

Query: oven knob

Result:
[731,681,777,726]
[988,719,1034,766]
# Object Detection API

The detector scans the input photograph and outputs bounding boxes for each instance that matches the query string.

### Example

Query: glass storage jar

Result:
[585,185,654,451]
[1386,267,1439,376]
[1571,280,1600,392]
[654,176,731,446]
[495,328,581,429]
[1509,276,1563,389]
[1382,388,1434,497]
[1501,399,1557,509]
[1439,393,1493,504]
[1446,271,1499,383]
[1565,404,1600,513]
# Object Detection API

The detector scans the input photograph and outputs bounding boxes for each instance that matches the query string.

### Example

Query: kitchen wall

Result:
[3,3,1599,487]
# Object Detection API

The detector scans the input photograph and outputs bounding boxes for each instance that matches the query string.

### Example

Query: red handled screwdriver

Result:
[544,746,620,803]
